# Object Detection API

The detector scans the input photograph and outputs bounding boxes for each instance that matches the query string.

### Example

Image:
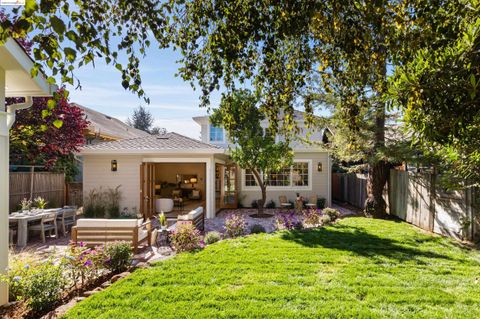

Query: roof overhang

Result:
[79,148,226,156]
[0,39,57,97]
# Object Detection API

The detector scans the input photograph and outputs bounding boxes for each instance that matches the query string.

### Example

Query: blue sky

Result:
[65,47,219,139]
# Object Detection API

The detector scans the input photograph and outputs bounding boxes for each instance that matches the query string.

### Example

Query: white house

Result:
[80,111,332,220]
[0,38,56,305]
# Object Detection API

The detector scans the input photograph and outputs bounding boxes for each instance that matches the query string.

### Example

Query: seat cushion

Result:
[105,219,138,228]
[138,229,149,241]
[76,219,108,228]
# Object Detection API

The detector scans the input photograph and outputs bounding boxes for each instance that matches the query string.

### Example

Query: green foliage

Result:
[211,89,293,211]
[224,213,248,238]
[64,218,480,318]
[302,208,322,227]
[170,224,203,253]
[0,1,170,101]
[84,186,122,218]
[0,254,66,314]
[316,198,326,209]
[33,196,47,209]
[126,105,164,134]
[105,242,133,273]
[249,224,266,234]
[64,242,106,287]
[204,231,221,245]
[158,212,167,227]
[265,200,276,209]
[321,214,332,225]
[323,208,340,221]
[391,2,480,186]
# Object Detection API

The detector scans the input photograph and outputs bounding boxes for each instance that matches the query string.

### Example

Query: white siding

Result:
[238,152,331,208]
[83,155,142,211]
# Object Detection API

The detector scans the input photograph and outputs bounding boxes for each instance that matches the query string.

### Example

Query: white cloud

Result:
[154,118,201,139]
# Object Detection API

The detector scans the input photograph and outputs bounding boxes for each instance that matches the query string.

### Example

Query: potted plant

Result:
[20,198,32,213]
[159,212,167,230]
[33,196,48,211]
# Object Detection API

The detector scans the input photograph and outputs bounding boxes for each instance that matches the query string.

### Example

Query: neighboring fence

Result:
[66,182,83,207]
[332,170,479,240]
[389,170,479,241]
[332,173,367,209]
[9,172,65,212]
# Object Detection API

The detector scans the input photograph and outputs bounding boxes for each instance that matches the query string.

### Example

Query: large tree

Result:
[126,105,163,135]
[168,1,445,217]
[8,90,88,179]
[210,89,293,216]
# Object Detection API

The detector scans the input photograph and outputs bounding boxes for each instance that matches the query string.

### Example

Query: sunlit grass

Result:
[64,217,480,318]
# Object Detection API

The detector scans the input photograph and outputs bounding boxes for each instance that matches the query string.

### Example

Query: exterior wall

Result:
[238,152,331,208]
[83,155,143,212]
[0,67,8,305]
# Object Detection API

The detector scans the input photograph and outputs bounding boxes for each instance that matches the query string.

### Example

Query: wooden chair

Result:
[9,221,17,245]
[58,208,76,237]
[279,196,292,210]
[29,213,58,243]
[305,195,317,209]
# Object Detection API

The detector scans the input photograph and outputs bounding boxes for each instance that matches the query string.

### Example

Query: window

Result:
[292,162,309,186]
[209,125,224,142]
[243,161,310,189]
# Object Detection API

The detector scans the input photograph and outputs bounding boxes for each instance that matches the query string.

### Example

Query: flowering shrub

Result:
[323,208,341,221]
[0,254,66,314]
[20,198,32,211]
[204,231,222,245]
[64,241,105,287]
[170,224,203,252]
[105,241,133,273]
[303,208,322,227]
[321,215,332,225]
[224,213,247,238]
[276,211,303,230]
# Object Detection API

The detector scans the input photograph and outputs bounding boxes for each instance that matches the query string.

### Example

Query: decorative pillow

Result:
[192,190,200,197]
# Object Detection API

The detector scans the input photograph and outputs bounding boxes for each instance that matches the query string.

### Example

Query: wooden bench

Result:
[177,207,204,231]
[71,219,151,253]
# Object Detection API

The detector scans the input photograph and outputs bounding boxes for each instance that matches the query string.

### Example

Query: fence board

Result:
[332,173,367,209]
[9,172,65,212]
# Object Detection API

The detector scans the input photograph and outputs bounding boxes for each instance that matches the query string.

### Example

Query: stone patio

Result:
[10,204,358,264]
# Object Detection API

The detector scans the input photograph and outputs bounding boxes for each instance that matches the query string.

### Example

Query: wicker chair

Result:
[279,196,292,210]
[305,195,318,209]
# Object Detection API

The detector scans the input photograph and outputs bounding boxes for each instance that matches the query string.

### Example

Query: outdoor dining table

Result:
[8,207,74,247]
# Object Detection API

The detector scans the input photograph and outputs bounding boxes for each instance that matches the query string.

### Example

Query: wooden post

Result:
[29,166,34,200]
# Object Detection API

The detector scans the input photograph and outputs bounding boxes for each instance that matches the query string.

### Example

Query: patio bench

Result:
[71,218,151,253]
[177,207,204,231]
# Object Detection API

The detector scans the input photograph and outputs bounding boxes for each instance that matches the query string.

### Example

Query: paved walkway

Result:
[10,204,358,264]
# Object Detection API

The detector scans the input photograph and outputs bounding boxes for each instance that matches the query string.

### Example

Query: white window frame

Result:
[208,124,225,143]
[241,159,312,191]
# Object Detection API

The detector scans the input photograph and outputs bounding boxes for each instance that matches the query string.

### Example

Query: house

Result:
[80,111,332,219]
[0,38,56,305]
[72,103,150,143]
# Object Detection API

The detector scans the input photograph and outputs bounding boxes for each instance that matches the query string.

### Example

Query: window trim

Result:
[209,124,225,142]
[241,160,312,191]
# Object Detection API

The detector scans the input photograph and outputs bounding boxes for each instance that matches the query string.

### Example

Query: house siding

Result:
[238,152,331,208]
[83,155,143,212]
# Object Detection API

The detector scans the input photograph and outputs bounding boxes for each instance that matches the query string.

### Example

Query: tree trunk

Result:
[257,184,267,215]
[365,160,389,218]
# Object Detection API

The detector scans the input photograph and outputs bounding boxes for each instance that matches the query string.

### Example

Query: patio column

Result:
[0,67,8,305]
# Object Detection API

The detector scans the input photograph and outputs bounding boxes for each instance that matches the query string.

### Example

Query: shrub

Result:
[170,224,203,252]
[251,199,259,208]
[84,186,123,218]
[204,231,221,245]
[303,208,322,227]
[0,255,66,314]
[316,198,326,209]
[105,241,133,273]
[224,213,247,238]
[266,200,276,209]
[64,242,105,287]
[105,185,122,218]
[250,224,266,234]
[33,196,48,209]
[276,212,303,230]
[323,208,341,221]
[321,214,332,225]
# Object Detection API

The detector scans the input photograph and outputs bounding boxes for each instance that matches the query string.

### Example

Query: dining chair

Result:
[305,195,318,209]
[58,209,76,237]
[29,213,58,243]
[9,221,17,245]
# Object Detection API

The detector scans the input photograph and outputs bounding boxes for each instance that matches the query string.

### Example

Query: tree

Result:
[169,0,462,218]
[126,105,163,134]
[391,1,480,187]
[210,89,293,216]
[8,90,88,180]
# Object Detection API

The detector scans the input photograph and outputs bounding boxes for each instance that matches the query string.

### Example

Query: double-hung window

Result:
[243,160,311,189]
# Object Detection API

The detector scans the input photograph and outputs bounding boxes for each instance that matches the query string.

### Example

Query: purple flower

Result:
[12,276,21,282]
[83,260,92,267]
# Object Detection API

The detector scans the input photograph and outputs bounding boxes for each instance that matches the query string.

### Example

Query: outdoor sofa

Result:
[176,207,204,231]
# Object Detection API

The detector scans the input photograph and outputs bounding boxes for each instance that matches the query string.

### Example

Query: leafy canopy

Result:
[210,89,293,187]
[126,105,163,135]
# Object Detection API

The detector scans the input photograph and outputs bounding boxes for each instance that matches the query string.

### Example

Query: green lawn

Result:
[64,218,480,318]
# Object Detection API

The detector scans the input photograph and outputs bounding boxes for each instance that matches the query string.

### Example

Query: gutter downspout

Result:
[6,96,33,129]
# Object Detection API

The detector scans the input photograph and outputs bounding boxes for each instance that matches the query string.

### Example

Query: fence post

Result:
[29,166,34,200]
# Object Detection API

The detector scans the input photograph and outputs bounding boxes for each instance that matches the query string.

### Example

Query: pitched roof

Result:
[80,132,225,154]
[73,103,150,140]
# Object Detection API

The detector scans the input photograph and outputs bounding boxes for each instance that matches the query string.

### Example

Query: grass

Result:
[64,217,480,318]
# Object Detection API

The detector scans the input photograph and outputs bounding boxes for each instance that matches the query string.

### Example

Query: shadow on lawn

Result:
[280,224,454,264]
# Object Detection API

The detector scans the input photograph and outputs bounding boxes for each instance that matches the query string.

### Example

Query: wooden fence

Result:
[332,170,479,240]
[332,173,367,209]
[9,172,65,212]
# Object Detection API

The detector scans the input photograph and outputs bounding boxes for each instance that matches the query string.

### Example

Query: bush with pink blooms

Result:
[170,223,203,252]
[224,213,247,238]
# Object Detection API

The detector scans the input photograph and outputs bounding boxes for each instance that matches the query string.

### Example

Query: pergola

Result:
[0,38,56,305]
